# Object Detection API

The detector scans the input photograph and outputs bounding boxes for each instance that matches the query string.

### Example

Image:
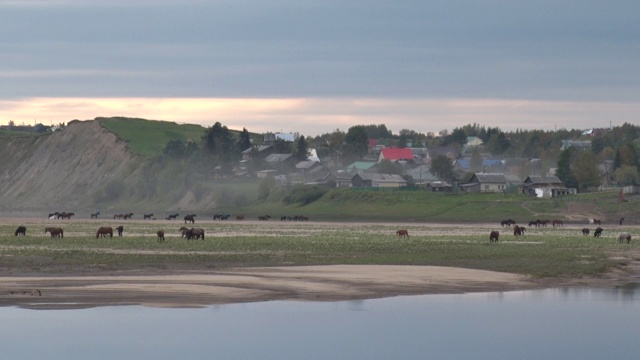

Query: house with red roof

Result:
[378,148,414,163]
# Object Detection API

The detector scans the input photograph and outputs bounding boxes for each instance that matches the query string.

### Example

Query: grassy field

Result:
[215,187,637,224]
[0,219,635,278]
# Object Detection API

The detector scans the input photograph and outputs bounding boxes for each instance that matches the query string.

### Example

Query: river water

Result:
[2,287,639,359]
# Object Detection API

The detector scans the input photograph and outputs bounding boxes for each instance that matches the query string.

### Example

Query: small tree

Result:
[572,150,602,191]
[614,165,639,185]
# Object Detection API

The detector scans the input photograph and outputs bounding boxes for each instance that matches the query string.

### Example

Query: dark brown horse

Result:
[396,229,409,238]
[594,227,603,238]
[15,226,26,236]
[143,213,154,220]
[157,230,165,242]
[581,228,590,236]
[45,227,63,238]
[90,212,100,219]
[96,226,113,238]
[116,225,124,236]
[184,214,196,224]
[166,213,179,220]
[58,212,75,220]
[236,215,244,221]
[490,230,499,242]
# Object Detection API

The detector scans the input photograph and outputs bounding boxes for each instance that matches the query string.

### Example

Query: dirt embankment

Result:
[0,120,136,211]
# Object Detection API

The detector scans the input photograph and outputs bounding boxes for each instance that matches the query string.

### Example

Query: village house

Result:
[352,173,407,188]
[241,145,273,161]
[461,173,507,193]
[378,148,415,163]
[264,153,297,170]
[521,175,575,197]
[346,161,377,174]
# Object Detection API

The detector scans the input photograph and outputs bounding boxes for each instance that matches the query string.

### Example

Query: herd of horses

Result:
[489,217,630,243]
[46,211,312,224]
[12,211,634,245]
[48,212,74,220]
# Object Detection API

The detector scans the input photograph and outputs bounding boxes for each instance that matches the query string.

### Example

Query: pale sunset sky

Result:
[1,0,639,136]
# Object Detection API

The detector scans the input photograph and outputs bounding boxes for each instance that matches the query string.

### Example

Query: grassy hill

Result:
[97,117,207,157]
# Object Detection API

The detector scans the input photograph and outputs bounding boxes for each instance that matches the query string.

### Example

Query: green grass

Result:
[97,117,207,156]
[225,188,638,224]
[0,220,633,278]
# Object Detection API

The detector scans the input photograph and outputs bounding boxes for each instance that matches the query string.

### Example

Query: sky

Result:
[1,0,639,136]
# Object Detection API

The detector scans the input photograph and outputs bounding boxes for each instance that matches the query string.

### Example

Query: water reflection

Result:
[1,287,640,360]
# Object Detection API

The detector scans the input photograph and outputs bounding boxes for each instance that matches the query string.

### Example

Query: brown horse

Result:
[45,227,63,238]
[513,225,524,236]
[157,230,165,242]
[396,229,409,238]
[236,215,244,221]
[581,228,590,236]
[96,226,113,238]
[116,225,124,237]
[166,213,179,220]
[490,230,499,242]
[184,214,196,224]
[144,213,154,220]
[90,212,100,219]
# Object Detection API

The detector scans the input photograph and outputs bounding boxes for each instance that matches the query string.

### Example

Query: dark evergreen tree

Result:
[294,135,309,160]
[237,127,252,153]
[556,148,577,188]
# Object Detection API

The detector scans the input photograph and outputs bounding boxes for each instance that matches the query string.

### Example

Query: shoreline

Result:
[0,264,634,310]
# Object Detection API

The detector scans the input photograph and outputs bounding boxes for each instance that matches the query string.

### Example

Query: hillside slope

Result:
[0,120,137,211]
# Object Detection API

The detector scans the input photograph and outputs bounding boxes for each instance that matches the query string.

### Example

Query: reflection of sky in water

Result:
[2,288,640,360]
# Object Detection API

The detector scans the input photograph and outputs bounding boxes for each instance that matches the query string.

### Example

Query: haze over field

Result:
[1,1,639,135]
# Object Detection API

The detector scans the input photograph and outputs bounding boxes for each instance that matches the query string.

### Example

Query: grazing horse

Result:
[513,225,524,236]
[490,230,499,243]
[258,215,271,221]
[96,226,113,238]
[179,226,190,238]
[236,215,244,221]
[91,212,100,219]
[552,220,564,227]
[45,227,63,238]
[594,227,603,238]
[190,228,205,240]
[116,225,124,237]
[581,228,590,236]
[166,213,179,220]
[396,229,409,238]
[143,213,154,220]
[590,219,601,226]
[618,232,632,244]
[157,230,165,242]
[184,214,196,224]
[15,226,26,236]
